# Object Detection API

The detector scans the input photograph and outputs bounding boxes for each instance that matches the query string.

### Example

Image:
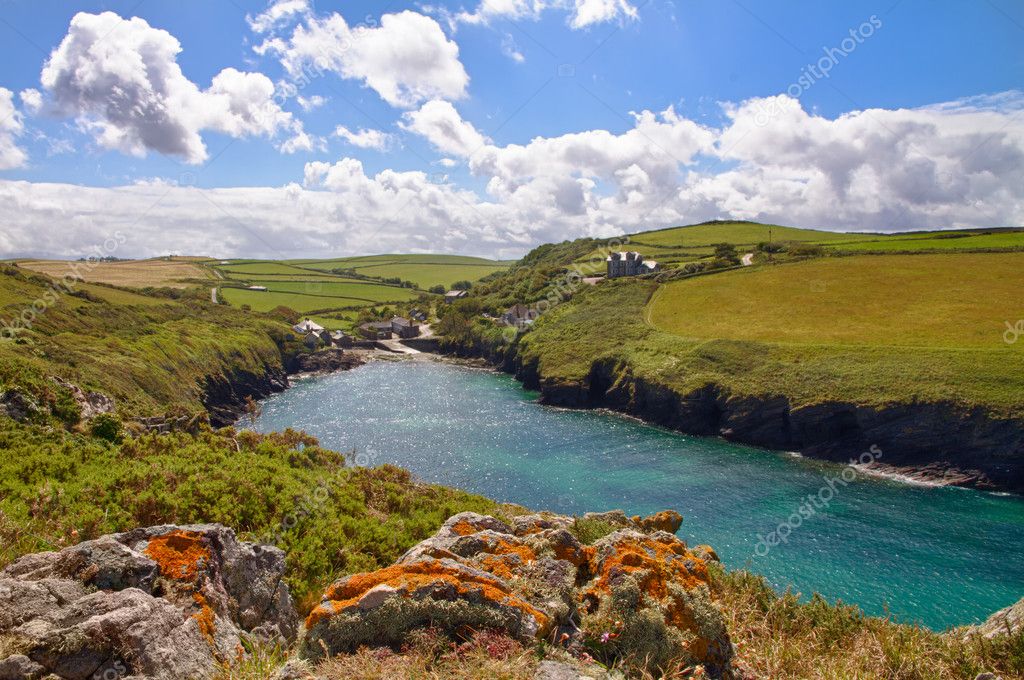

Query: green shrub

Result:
[89,413,122,443]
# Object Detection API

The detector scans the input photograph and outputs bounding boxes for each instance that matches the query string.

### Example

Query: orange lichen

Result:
[450,521,479,536]
[144,530,210,582]
[305,559,549,634]
[586,535,708,603]
[192,592,216,646]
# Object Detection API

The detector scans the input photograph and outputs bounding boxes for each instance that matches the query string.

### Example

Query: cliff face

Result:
[202,362,289,427]
[461,344,1024,493]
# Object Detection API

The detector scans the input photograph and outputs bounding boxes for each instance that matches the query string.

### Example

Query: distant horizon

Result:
[4,220,1023,262]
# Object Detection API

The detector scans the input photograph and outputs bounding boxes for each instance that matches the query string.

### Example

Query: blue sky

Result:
[0,0,1021,258]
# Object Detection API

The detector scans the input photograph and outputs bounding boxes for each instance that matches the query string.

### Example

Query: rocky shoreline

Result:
[436,342,1024,494]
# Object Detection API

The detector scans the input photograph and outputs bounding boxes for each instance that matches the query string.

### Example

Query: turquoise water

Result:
[252,360,1024,630]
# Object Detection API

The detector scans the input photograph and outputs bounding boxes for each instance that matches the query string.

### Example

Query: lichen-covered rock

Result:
[301,558,551,661]
[0,524,297,680]
[632,510,683,534]
[581,529,731,674]
[301,509,731,677]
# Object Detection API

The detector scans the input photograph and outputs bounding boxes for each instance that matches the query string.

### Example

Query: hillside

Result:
[439,222,1024,491]
[1,259,1022,679]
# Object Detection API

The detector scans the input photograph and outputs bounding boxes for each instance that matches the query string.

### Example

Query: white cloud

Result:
[401,100,489,157]
[247,0,310,34]
[501,34,525,63]
[455,0,638,30]
[570,0,638,28]
[333,125,395,150]
[0,89,27,170]
[19,89,42,114]
[257,10,469,108]
[1,93,1022,259]
[39,11,305,164]
[297,94,326,111]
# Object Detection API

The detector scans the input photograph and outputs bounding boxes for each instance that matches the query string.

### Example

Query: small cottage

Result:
[391,316,421,339]
[293,318,325,335]
[358,322,393,340]
[502,304,538,328]
[443,290,468,304]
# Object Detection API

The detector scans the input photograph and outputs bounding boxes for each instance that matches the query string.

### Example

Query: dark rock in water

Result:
[288,348,366,375]
[0,524,298,680]
[202,364,290,427]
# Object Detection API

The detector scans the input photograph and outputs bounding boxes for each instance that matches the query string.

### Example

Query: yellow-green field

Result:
[17,257,212,288]
[579,222,1024,267]
[290,254,512,289]
[646,254,1024,349]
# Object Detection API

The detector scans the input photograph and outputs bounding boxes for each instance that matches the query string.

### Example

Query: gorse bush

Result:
[0,419,507,608]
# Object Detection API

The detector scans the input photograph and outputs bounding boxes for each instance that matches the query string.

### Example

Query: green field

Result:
[647,254,1023,348]
[219,288,410,316]
[291,254,512,289]
[580,222,1024,267]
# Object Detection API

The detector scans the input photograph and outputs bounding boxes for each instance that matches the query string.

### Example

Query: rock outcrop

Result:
[301,510,732,677]
[969,596,1024,639]
[0,524,297,680]
[287,349,366,375]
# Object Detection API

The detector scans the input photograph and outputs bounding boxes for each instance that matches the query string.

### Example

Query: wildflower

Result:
[600,632,611,644]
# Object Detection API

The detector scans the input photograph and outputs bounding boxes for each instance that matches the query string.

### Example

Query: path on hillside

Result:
[741,253,754,266]
[211,287,218,304]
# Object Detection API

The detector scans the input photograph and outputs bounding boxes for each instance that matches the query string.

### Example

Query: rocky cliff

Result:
[442,339,1024,493]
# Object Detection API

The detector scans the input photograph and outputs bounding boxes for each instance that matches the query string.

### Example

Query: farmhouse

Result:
[444,290,468,304]
[358,322,393,340]
[607,251,659,278]
[391,316,421,339]
[293,318,325,335]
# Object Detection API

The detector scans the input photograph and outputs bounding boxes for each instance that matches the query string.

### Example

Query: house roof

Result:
[606,251,644,261]
[391,316,416,327]
[361,321,392,330]
[293,319,325,333]
[444,290,468,298]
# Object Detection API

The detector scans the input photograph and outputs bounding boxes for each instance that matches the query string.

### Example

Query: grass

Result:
[711,566,1024,679]
[647,254,1024,348]
[17,257,213,288]
[244,280,420,303]
[0,419,511,610]
[577,221,1024,267]
[0,265,288,417]
[219,288,410,315]
[293,254,512,289]
[511,275,1024,414]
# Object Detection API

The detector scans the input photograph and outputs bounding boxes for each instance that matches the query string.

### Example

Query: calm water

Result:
[252,360,1024,630]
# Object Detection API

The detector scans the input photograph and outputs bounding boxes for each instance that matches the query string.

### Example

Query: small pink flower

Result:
[600,632,611,644]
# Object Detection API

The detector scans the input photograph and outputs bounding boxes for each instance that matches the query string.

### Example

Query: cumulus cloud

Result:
[247,0,310,34]
[333,125,395,150]
[1,93,1022,259]
[455,0,638,30]
[18,89,42,114]
[297,94,326,111]
[38,11,306,164]
[0,89,28,170]
[256,10,469,108]
[401,100,489,157]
